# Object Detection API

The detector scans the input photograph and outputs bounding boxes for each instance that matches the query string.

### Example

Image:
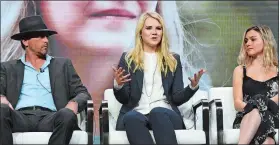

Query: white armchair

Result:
[209,87,279,144]
[12,100,94,145]
[99,89,210,144]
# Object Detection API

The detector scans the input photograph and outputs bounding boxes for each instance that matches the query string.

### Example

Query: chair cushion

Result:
[223,129,279,144]
[13,131,88,144]
[109,130,206,144]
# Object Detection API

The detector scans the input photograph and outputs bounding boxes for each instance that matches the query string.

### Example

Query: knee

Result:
[244,108,261,121]
[263,137,275,144]
[149,107,169,122]
[150,107,166,117]
[250,108,260,116]
[0,104,11,119]
[55,108,77,123]
[123,111,143,124]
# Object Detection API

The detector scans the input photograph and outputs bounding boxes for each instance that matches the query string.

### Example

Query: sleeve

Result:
[171,54,198,106]
[113,52,131,105]
[66,59,91,113]
[0,63,7,97]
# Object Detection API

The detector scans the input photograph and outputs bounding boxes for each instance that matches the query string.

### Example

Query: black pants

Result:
[0,104,79,145]
[122,107,184,145]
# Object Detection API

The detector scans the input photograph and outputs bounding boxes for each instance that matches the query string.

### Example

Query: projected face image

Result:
[40,1,158,54]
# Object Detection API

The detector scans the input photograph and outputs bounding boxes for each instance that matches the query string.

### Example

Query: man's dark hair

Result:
[20,41,26,50]
[19,32,50,50]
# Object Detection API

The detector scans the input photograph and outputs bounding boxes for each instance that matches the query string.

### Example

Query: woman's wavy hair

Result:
[238,25,278,68]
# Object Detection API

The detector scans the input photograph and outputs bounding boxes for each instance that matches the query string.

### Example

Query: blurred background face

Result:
[40,1,158,54]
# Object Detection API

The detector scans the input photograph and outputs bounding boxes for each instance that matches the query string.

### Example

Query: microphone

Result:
[36,72,51,94]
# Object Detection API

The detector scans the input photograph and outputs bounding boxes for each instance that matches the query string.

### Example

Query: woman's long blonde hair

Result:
[125,12,177,76]
[237,25,278,69]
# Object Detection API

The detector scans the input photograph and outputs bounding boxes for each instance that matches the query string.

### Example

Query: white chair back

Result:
[208,87,236,144]
[104,89,122,132]
[209,87,236,129]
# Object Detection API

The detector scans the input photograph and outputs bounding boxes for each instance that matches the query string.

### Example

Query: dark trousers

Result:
[123,107,184,145]
[0,104,79,145]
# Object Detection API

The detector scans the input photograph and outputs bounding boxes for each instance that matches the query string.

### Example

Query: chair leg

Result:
[87,101,94,145]
[100,100,109,145]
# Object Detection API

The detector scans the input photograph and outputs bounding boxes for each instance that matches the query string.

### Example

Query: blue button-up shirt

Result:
[15,54,57,111]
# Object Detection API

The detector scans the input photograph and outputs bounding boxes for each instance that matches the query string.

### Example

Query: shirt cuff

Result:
[114,79,123,90]
[189,84,199,90]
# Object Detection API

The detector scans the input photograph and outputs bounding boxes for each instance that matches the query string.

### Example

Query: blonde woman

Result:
[232,25,278,144]
[113,12,205,144]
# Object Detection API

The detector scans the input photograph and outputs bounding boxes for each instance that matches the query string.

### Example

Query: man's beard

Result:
[37,47,48,59]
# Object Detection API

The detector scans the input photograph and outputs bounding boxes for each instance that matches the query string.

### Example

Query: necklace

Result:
[143,62,158,97]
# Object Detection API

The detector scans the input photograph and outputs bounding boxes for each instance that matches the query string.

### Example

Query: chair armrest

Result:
[77,110,86,131]
[192,99,209,145]
[86,100,94,145]
[209,99,223,144]
[79,110,86,124]
[99,100,109,145]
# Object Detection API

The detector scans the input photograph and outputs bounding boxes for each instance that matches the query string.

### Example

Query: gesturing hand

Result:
[112,66,131,86]
[188,69,206,88]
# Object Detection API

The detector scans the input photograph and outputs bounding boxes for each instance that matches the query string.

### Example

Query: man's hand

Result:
[0,95,14,110]
[65,100,78,114]
[188,69,206,88]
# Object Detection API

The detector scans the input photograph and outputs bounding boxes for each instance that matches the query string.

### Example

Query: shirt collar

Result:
[20,54,53,68]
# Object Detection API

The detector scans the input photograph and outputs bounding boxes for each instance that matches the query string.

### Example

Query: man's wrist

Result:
[70,100,78,104]
[0,94,6,98]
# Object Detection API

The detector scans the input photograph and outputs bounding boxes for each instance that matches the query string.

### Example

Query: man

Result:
[0,15,91,145]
